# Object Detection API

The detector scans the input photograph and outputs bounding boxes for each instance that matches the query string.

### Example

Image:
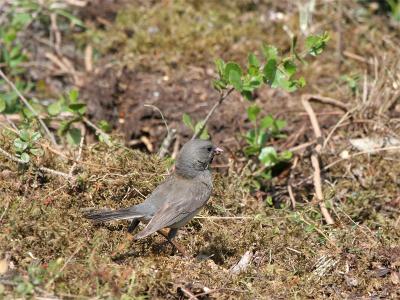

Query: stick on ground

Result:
[302,95,335,225]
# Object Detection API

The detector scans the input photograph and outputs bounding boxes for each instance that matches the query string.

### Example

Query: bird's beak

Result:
[214,146,223,155]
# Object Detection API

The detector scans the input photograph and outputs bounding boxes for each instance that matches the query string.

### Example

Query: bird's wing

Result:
[134,178,211,239]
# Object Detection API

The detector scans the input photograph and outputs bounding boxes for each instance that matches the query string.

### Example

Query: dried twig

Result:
[192,87,235,140]
[144,104,176,157]
[0,69,58,146]
[195,216,254,220]
[179,287,199,300]
[324,146,400,171]
[0,198,11,221]
[302,95,334,225]
[158,129,176,158]
[82,117,111,141]
[302,94,348,112]
[84,44,93,72]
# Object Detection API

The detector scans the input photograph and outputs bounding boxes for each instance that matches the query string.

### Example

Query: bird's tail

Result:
[84,207,144,223]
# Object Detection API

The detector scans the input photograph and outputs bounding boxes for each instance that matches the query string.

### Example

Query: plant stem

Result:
[0,69,58,147]
[82,117,110,139]
[0,146,72,179]
[192,87,235,140]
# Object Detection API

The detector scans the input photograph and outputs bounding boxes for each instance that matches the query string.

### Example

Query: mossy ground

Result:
[1,0,400,299]
[0,134,399,298]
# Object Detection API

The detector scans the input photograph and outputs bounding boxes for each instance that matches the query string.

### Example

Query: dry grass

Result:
[0,132,399,299]
[1,0,400,299]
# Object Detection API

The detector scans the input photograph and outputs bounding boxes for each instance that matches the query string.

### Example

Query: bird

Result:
[84,139,223,252]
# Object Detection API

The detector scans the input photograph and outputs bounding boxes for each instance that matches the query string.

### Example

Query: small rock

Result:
[230,250,253,275]
[390,272,400,285]
[345,275,358,287]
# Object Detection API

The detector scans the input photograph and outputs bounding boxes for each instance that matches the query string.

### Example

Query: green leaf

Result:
[12,13,32,27]
[257,131,268,147]
[30,148,44,157]
[212,79,227,91]
[4,31,16,43]
[296,77,306,88]
[247,105,261,122]
[241,90,253,100]
[20,152,30,163]
[248,65,259,77]
[19,130,30,142]
[245,129,257,145]
[66,128,82,145]
[199,128,209,140]
[306,32,330,56]
[68,89,79,103]
[194,121,209,140]
[98,120,112,133]
[9,45,22,59]
[55,9,84,27]
[265,196,273,206]
[305,224,315,233]
[283,60,297,77]
[248,53,260,67]
[14,138,28,151]
[0,98,6,112]
[48,100,63,116]
[229,69,242,91]
[68,103,86,115]
[58,120,71,136]
[223,62,242,82]
[31,132,41,142]
[21,101,42,119]
[240,90,253,101]
[260,169,272,180]
[262,45,278,60]
[259,146,278,167]
[275,119,287,131]
[214,58,225,77]
[279,150,293,161]
[99,133,113,146]
[271,69,297,92]
[263,59,277,84]
[260,115,274,130]
[243,145,260,156]
[182,113,193,130]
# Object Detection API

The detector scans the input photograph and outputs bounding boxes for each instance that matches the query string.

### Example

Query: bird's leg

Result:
[157,228,187,257]
[127,219,140,233]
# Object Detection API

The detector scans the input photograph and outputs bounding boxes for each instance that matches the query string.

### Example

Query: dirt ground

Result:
[0,0,399,299]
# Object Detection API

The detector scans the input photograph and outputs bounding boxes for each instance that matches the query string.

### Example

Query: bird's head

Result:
[175,139,223,178]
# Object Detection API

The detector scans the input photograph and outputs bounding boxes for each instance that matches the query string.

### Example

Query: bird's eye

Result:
[207,146,213,152]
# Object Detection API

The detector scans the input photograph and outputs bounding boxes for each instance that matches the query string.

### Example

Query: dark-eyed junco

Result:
[85,139,223,248]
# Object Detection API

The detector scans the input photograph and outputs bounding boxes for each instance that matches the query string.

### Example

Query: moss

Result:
[1,131,399,298]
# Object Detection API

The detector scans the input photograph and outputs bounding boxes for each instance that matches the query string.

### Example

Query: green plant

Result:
[48,89,112,146]
[207,33,329,184]
[340,74,360,95]
[47,89,86,146]
[13,258,64,296]
[0,1,84,75]
[387,0,400,21]
[182,113,209,140]
[0,1,93,149]
[213,32,330,98]
[13,129,44,163]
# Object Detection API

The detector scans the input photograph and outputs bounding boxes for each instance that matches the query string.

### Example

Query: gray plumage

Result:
[84,139,222,241]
